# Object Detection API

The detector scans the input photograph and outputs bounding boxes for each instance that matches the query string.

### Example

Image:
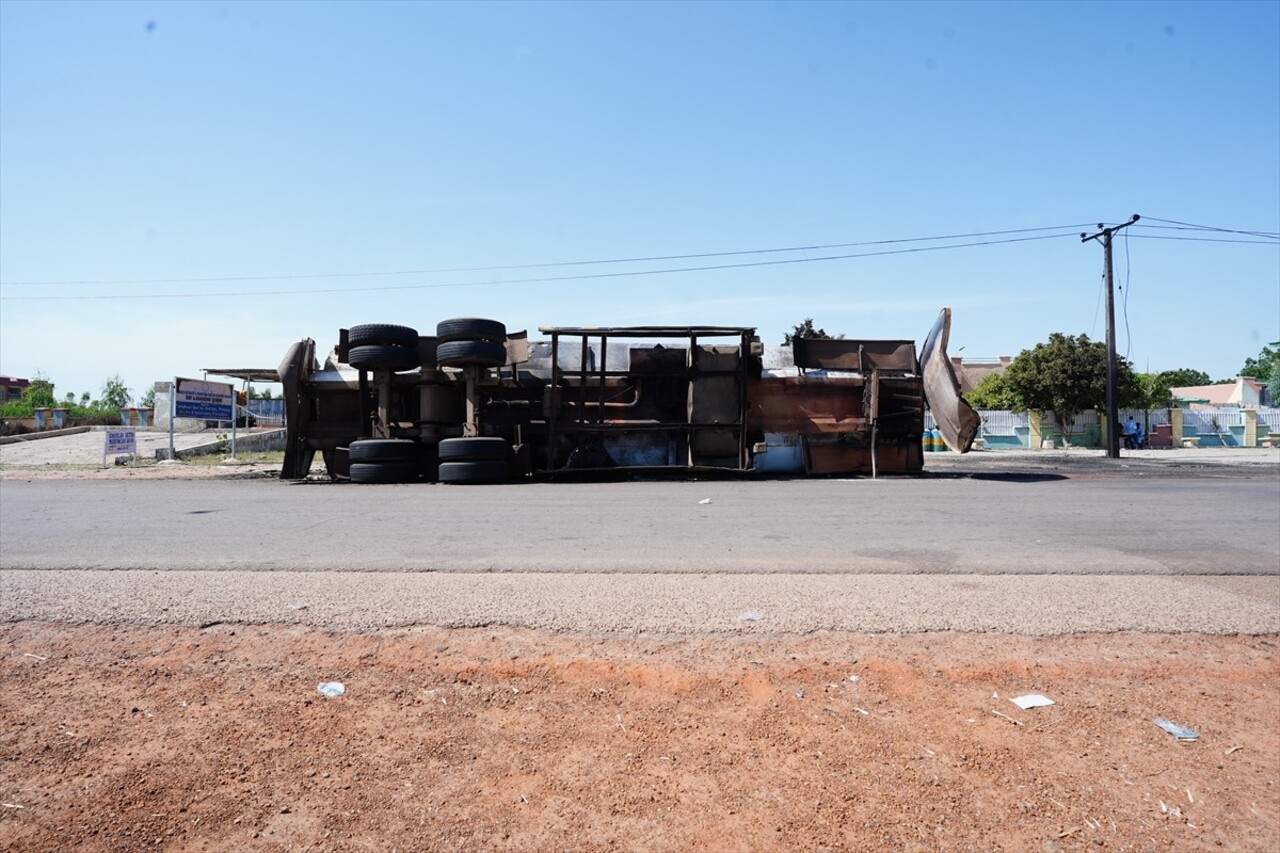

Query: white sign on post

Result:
[104,429,137,466]
[169,376,239,461]
[173,378,235,420]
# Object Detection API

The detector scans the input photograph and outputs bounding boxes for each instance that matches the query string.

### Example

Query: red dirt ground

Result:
[1,623,1277,852]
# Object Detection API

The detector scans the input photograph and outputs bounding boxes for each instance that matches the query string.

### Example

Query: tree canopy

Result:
[964,372,1022,410]
[997,332,1141,431]
[782,318,844,346]
[1154,368,1210,389]
[99,374,133,409]
[1241,344,1280,390]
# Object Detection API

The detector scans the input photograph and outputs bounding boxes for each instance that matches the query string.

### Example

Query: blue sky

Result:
[2,0,1277,401]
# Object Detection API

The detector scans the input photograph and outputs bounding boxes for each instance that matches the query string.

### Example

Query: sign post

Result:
[104,429,137,467]
[171,377,235,461]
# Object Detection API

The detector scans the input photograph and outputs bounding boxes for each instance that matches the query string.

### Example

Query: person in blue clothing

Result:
[1123,416,1142,449]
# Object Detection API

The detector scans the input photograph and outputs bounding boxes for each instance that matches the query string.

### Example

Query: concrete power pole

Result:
[1081,214,1140,459]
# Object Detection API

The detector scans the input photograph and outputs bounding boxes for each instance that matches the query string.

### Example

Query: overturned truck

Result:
[277,309,978,483]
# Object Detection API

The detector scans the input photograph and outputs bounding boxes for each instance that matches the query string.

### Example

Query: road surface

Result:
[2,473,1277,634]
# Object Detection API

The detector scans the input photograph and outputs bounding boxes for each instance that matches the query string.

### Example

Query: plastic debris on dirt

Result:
[1155,717,1199,740]
[1011,694,1055,710]
[737,611,765,622]
[317,682,346,698]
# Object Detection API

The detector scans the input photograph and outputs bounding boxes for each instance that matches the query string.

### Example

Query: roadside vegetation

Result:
[0,373,135,423]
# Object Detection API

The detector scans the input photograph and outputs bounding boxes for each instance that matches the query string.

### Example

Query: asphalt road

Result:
[2,473,1278,634]
[2,476,1278,574]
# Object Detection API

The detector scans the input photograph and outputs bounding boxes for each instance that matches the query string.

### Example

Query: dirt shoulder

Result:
[2,623,1276,852]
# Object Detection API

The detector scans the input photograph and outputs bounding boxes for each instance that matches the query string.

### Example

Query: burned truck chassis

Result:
[278,311,978,483]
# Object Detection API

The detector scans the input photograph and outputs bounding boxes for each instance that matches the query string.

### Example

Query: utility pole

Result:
[1081,214,1140,459]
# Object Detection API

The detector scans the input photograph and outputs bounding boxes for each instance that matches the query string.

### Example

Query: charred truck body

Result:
[277,309,979,483]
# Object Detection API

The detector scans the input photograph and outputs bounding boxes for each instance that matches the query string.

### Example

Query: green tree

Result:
[1154,368,1209,389]
[139,387,156,408]
[1001,332,1140,441]
[20,373,56,409]
[782,318,844,345]
[964,371,1023,410]
[1241,344,1280,389]
[1135,373,1175,410]
[99,374,132,409]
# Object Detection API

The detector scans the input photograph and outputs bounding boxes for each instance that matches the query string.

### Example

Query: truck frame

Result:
[275,308,979,482]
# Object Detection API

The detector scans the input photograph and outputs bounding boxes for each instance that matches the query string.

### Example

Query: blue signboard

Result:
[174,377,234,420]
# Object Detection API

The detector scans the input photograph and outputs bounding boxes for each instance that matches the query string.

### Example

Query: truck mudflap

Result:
[920,308,980,454]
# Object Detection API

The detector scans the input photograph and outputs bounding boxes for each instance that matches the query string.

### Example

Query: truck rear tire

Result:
[438,437,510,462]
[438,460,508,484]
[348,324,419,348]
[349,461,420,484]
[436,318,506,344]
[349,439,419,463]
[436,339,506,368]
[348,344,420,371]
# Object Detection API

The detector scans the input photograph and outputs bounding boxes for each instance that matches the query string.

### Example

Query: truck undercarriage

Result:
[277,309,979,482]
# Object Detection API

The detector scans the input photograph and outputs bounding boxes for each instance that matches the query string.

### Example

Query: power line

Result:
[0,231,1081,302]
[1133,223,1280,235]
[1124,235,1279,244]
[0,223,1095,287]
[1139,216,1280,239]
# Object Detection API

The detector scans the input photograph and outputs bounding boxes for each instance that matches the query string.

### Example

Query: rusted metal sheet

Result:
[920,308,980,453]
[792,338,917,372]
[804,438,919,475]
[748,377,867,434]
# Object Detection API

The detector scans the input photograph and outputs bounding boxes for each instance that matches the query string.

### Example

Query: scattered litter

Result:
[794,689,805,699]
[1084,818,1100,830]
[698,498,713,505]
[287,602,310,611]
[991,691,999,699]
[2,803,25,810]
[1155,717,1199,740]
[22,653,48,662]
[920,746,935,757]
[965,718,976,723]
[1186,788,1194,804]
[1225,745,1243,755]
[317,682,346,698]
[1056,827,1078,839]
[1011,694,1055,710]
[991,709,1023,726]
[519,794,528,804]
[848,675,861,683]
[737,611,765,622]
[852,706,869,716]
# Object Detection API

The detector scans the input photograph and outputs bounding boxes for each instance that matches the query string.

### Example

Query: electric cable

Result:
[1139,217,1279,240]
[0,223,1096,287]
[1125,235,1278,244]
[0,231,1081,302]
